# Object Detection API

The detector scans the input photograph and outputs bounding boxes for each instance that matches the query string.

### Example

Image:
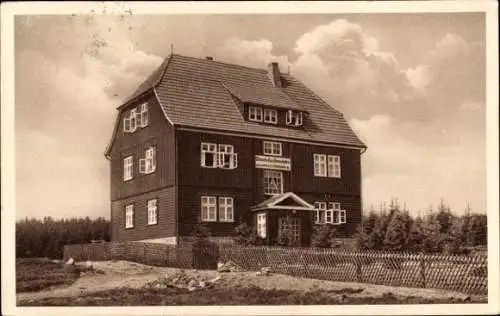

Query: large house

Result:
[105,53,367,246]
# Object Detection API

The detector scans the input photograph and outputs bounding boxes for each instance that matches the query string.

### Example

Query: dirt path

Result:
[17,260,474,304]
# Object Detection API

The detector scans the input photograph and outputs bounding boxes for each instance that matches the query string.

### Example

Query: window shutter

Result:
[232,153,238,169]
[150,148,156,171]
[139,158,146,174]
[286,110,292,124]
[124,117,131,132]
[141,109,149,127]
[217,152,223,168]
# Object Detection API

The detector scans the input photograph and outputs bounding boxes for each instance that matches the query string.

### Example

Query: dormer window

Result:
[286,110,303,127]
[263,109,278,124]
[249,106,263,122]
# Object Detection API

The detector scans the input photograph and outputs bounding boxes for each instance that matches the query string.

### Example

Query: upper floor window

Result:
[314,154,341,178]
[124,102,149,133]
[218,144,238,169]
[201,196,217,222]
[125,204,134,228]
[201,143,218,168]
[218,197,234,222]
[263,109,278,124]
[201,142,237,170]
[286,110,303,127]
[264,170,283,195]
[123,156,133,181]
[249,106,263,122]
[147,199,158,225]
[263,141,282,156]
[139,147,156,174]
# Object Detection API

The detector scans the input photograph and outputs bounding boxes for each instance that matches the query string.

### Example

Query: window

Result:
[139,147,156,174]
[314,202,345,224]
[123,103,149,133]
[264,170,283,195]
[314,154,341,178]
[314,154,327,177]
[286,110,303,126]
[147,199,158,225]
[263,109,278,124]
[314,202,327,224]
[201,143,218,168]
[218,197,234,222]
[201,196,217,222]
[123,156,133,181]
[218,144,238,169]
[249,106,263,122]
[125,204,134,228]
[263,141,282,156]
[257,213,267,238]
[139,103,149,127]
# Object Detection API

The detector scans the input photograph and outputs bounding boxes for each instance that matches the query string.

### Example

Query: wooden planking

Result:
[111,186,177,242]
[110,93,176,201]
[177,186,253,237]
[177,131,254,189]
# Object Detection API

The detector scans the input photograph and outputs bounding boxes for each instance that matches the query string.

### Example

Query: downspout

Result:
[359,146,367,236]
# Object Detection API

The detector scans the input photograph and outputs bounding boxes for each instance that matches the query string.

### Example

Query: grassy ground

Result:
[16,258,80,293]
[17,285,481,306]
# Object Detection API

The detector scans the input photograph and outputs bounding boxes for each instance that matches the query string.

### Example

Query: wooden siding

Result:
[254,210,314,246]
[110,186,177,242]
[109,93,176,201]
[177,131,254,189]
[177,186,253,237]
[175,130,362,237]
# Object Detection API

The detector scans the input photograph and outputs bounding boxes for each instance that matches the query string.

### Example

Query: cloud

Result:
[215,37,290,69]
[15,16,163,219]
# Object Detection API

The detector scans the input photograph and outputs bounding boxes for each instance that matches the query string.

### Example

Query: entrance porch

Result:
[252,192,315,246]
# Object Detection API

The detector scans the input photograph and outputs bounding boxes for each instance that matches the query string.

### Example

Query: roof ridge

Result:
[170,53,269,73]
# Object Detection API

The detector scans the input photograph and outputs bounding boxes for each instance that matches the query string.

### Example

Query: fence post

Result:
[356,252,363,283]
[419,252,426,288]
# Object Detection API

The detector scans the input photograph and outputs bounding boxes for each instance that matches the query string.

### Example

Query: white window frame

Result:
[249,106,263,122]
[257,213,267,238]
[147,199,158,225]
[328,202,343,225]
[139,103,149,128]
[144,147,156,174]
[201,196,217,222]
[328,155,341,178]
[263,170,283,195]
[218,197,234,222]
[201,143,218,168]
[218,144,238,170]
[263,108,278,124]
[286,110,303,127]
[313,154,327,177]
[129,109,138,132]
[314,202,327,224]
[263,141,282,156]
[123,156,133,181]
[125,204,134,228]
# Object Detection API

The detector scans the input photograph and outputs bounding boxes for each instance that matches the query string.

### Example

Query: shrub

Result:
[311,224,337,248]
[232,223,264,246]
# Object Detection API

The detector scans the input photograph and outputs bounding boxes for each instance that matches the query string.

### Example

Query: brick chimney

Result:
[267,62,282,88]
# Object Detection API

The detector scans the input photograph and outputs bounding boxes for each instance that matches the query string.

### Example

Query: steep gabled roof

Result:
[118,53,366,149]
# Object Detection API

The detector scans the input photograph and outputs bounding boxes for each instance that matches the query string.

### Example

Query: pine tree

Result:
[421,213,442,253]
[407,215,425,252]
[384,210,408,251]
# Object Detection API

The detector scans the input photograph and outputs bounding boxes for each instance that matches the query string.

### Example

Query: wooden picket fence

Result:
[63,242,488,296]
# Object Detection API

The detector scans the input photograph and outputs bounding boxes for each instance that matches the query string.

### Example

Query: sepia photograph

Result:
[1,1,498,315]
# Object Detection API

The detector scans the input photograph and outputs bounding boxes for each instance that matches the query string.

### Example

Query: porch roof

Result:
[251,192,315,211]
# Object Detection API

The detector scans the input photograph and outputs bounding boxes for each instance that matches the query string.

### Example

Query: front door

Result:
[278,215,302,246]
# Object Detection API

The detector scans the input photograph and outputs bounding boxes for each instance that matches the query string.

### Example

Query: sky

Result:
[14,12,487,219]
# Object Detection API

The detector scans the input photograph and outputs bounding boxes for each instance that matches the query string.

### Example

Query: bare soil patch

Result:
[17,260,485,306]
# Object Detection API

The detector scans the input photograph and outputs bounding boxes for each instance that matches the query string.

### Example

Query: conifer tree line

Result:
[354,199,487,254]
[16,217,110,259]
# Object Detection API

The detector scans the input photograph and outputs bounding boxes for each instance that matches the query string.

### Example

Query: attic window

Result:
[123,102,149,133]
[263,109,278,124]
[286,110,303,127]
[249,106,263,122]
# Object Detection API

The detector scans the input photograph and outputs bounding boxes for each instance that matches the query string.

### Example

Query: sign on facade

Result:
[255,155,291,171]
